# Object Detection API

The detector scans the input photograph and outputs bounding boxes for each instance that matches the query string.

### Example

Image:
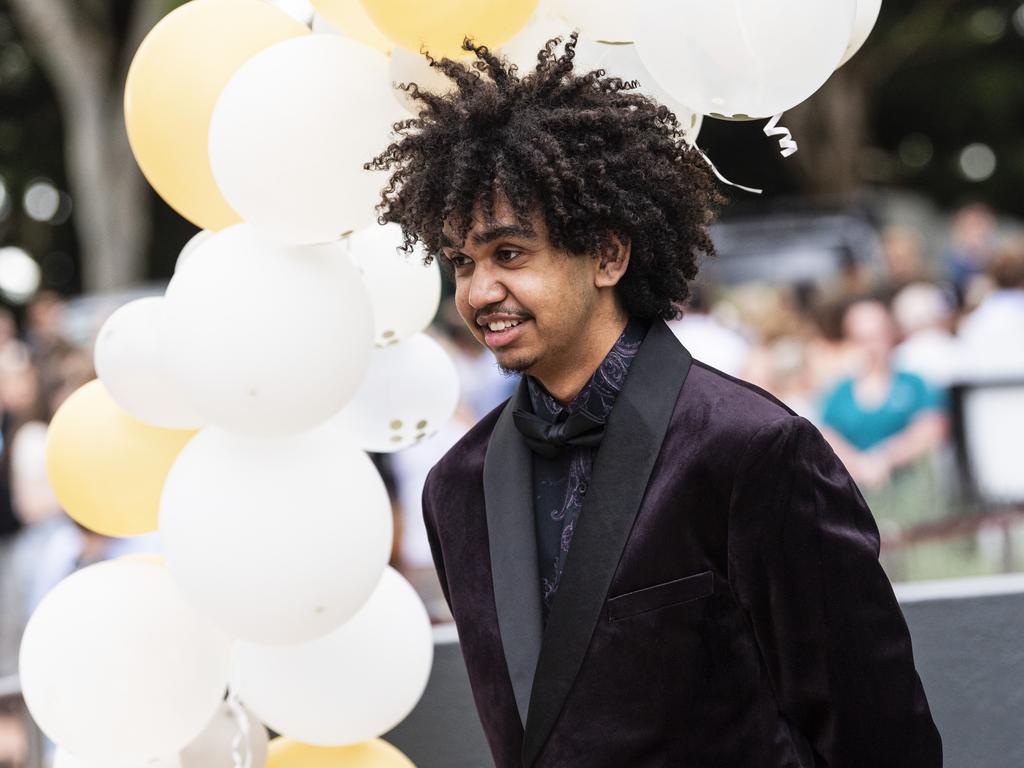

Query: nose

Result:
[466,261,507,310]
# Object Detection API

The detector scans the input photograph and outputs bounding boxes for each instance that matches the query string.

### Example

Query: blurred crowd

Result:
[0,203,1022,764]
[666,202,1024,582]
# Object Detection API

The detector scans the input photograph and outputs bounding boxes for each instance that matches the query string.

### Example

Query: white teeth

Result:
[488,320,521,331]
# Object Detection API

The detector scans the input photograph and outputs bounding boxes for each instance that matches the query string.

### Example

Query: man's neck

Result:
[531,311,630,405]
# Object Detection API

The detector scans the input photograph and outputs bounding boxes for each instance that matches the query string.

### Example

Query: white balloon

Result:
[233,567,432,746]
[163,224,374,437]
[573,38,703,144]
[54,748,182,768]
[549,0,635,42]
[19,560,231,763]
[311,11,339,35]
[94,297,205,430]
[388,46,456,114]
[209,34,404,244]
[175,230,213,274]
[633,0,857,119]
[269,0,315,25]
[160,423,393,645]
[838,0,882,67]
[347,223,441,344]
[330,333,460,453]
[181,701,269,768]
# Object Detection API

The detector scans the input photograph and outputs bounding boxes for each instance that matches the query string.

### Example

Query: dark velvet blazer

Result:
[422,319,942,768]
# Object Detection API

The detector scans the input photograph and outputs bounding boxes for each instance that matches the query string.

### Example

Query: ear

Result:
[594,232,631,288]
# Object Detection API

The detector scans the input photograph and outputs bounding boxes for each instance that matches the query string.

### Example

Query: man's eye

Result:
[496,249,522,263]
[449,255,470,268]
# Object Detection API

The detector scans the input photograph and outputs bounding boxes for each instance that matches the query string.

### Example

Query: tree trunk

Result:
[780,64,870,205]
[775,0,959,205]
[9,0,163,293]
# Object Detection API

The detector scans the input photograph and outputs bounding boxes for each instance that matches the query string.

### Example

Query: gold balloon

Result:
[124,0,309,231]
[267,738,416,767]
[45,380,197,538]
[358,0,538,59]
[312,0,393,52]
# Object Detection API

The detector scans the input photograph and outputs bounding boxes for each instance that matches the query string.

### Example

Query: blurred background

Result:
[0,0,1023,764]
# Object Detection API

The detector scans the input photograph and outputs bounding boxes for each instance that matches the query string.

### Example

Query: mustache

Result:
[475,306,532,322]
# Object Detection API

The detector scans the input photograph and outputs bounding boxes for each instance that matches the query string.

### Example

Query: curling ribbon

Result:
[227,643,254,768]
[226,688,253,768]
[764,112,798,157]
[693,145,763,195]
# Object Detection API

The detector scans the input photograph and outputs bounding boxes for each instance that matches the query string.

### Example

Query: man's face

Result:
[441,197,599,379]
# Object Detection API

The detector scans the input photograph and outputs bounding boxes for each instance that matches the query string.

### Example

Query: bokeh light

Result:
[969,7,1007,42]
[898,134,934,169]
[1014,4,1024,36]
[23,178,61,222]
[958,143,997,182]
[0,245,42,303]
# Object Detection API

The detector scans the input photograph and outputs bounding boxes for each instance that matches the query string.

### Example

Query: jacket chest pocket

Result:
[606,570,714,622]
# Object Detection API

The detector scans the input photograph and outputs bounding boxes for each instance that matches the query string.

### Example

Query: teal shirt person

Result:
[820,370,947,452]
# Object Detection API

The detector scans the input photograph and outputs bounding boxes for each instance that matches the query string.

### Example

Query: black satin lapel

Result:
[522,320,694,766]
[484,375,544,729]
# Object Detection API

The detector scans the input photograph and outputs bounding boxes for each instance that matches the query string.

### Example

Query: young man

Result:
[367,35,941,768]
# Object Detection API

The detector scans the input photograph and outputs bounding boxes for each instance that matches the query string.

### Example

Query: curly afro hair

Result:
[365,32,724,322]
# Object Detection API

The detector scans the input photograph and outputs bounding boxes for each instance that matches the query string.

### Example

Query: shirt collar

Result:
[526,316,649,425]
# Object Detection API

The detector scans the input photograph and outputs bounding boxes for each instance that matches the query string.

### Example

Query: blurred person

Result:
[821,300,948,479]
[881,225,930,284]
[665,283,751,377]
[0,309,16,349]
[941,202,997,304]
[7,345,93,528]
[835,243,874,297]
[0,342,45,540]
[0,343,43,423]
[0,341,43,683]
[737,280,847,415]
[892,282,961,388]
[819,300,948,519]
[368,36,940,767]
[0,698,27,768]
[739,284,853,414]
[802,295,864,395]
[24,291,72,364]
[8,420,59,529]
[724,282,802,344]
[744,336,819,418]
[957,237,1024,379]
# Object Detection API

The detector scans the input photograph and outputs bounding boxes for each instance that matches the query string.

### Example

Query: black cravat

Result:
[513,407,605,459]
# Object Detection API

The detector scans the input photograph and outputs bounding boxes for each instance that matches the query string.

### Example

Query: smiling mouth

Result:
[482,318,531,349]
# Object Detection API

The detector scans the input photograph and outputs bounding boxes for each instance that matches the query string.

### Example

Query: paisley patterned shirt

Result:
[525,316,649,624]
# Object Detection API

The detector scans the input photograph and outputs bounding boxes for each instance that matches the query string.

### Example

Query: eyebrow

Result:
[440,223,538,249]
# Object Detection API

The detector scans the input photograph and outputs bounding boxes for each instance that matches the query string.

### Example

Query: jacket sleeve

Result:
[421,465,453,614]
[728,415,942,767]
